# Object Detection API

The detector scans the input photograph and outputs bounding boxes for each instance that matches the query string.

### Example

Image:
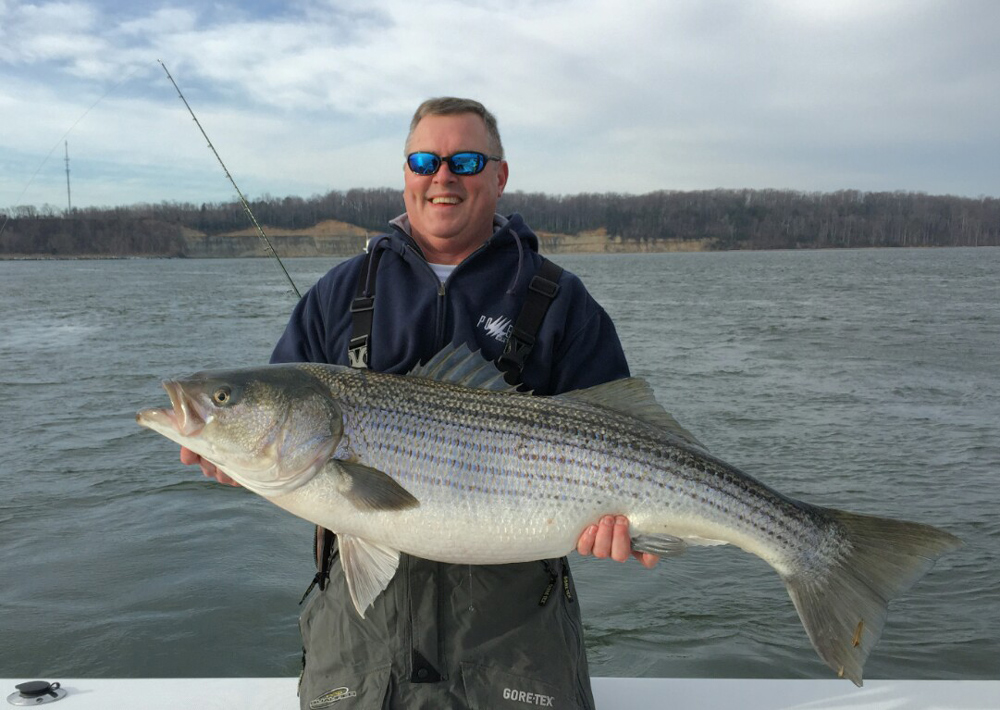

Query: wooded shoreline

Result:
[4,187,998,258]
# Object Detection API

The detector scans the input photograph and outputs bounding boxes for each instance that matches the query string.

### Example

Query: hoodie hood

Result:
[383,212,540,258]
[381,212,540,294]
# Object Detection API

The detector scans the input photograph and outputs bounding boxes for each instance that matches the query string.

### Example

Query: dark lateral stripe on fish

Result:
[357,411,817,545]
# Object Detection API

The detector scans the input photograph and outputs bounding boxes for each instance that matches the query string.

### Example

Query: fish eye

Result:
[212,386,232,405]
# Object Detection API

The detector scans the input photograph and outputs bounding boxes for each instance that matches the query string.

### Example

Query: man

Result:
[182,97,657,709]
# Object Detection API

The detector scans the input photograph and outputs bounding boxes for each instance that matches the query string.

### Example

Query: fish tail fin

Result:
[781,507,961,686]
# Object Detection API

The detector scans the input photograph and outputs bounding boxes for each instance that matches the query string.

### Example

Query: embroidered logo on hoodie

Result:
[477,314,514,342]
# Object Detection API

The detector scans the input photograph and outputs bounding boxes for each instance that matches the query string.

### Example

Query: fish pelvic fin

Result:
[338,534,401,617]
[782,507,962,686]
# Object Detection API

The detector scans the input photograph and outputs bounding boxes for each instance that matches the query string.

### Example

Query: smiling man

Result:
[402,109,508,264]
[183,97,656,709]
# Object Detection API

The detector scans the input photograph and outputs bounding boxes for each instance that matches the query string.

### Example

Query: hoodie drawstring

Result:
[506,228,525,295]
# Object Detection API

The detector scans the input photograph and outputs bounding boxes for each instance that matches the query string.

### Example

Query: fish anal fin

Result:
[335,460,420,512]
[631,534,688,557]
[559,378,707,451]
[338,534,401,617]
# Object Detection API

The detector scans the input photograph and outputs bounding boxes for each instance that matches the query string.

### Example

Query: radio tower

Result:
[64,141,72,213]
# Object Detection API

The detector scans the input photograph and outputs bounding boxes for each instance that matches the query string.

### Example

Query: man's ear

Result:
[496,160,509,197]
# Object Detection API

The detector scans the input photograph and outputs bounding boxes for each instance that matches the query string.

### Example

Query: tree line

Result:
[2,187,998,256]
[0,211,186,256]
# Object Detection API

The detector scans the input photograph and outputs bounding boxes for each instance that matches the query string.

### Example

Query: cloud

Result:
[2,0,999,208]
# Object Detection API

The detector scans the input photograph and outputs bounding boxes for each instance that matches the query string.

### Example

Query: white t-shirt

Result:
[429,263,457,283]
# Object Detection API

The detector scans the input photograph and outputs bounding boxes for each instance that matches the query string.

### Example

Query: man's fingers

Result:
[578,515,659,568]
[576,524,598,556]
[201,461,240,487]
[610,515,631,562]
[591,515,615,558]
[213,468,240,487]
[180,446,241,487]
[633,550,660,569]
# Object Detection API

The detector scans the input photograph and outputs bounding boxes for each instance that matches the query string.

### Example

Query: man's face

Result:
[403,112,509,264]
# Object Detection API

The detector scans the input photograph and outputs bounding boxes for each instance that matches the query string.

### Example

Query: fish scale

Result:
[137,343,962,686]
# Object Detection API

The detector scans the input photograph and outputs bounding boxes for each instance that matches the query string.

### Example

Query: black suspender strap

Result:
[311,244,384,598]
[348,245,386,369]
[310,244,385,601]
[349,248,563,384]
[497,257,564,385]
[300,526,338,602]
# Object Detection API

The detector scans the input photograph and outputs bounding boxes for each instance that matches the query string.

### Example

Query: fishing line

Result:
[0,63,146,241]
[158,60,301,299]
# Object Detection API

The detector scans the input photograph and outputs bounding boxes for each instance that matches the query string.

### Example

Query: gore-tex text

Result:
[502,687,555,706]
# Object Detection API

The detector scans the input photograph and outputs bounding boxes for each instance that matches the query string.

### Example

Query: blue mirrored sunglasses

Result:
[406,151,502,176]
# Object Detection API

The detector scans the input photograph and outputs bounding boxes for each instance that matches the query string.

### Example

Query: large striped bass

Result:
[136,345,960,685]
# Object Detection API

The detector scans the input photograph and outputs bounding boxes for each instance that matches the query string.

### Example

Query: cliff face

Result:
[180,220,369,258]
[181,223,711,258]
[183,233,368,258]
[536,228,711,254]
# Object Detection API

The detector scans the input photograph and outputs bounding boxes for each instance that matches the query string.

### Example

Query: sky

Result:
[2,0,999,211]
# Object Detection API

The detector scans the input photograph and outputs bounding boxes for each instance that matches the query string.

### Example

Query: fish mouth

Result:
[165,380,208,436]
[136,380,207,438]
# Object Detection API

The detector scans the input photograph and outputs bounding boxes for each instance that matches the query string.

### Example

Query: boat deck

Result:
[4,677,997,709]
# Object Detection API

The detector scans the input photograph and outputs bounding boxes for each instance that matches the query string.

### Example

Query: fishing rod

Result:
[158,60,301,299]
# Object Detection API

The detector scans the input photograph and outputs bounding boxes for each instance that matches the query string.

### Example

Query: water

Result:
[1,249,997,681]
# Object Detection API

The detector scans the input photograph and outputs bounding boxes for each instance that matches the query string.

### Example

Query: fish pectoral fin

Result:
[335,461,420,512]
[338,534,401,617]
[631,533,689,557]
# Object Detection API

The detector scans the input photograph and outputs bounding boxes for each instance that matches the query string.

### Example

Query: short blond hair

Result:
[405,97,504,157]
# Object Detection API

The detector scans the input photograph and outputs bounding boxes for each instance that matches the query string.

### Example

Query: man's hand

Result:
[577,515,659,569]
[180,446,241,487]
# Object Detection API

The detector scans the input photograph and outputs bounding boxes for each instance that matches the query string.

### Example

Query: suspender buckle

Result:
[348,335,369,368]
[349,293,375,369]
[499,326,535,374]
[350,296,374,313]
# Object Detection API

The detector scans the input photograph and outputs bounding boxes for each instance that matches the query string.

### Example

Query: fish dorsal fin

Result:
[337,533,401,617]
[559,377,707,451]
[409,342,521,392]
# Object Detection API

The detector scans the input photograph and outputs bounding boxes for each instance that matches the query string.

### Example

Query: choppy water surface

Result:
[1,248,997,681]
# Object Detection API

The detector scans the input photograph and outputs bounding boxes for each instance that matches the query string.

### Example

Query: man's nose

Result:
[432,161,458,182]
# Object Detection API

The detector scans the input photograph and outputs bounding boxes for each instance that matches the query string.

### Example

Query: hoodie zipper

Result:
[435,279,447,348]
[405,240,493,352]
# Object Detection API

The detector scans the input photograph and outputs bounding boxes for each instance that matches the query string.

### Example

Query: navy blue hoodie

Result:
[271,213,629,394]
